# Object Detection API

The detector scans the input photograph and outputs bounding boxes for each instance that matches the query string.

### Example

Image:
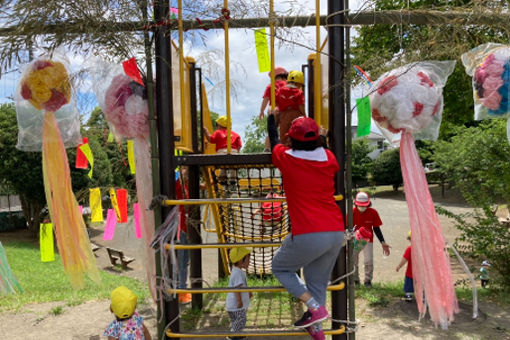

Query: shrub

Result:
[372,147,401,191]
[436,205,510,288]
[352,138,374,188]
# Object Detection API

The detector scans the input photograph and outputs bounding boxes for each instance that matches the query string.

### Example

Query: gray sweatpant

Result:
[354,242,374,283]
[272,231,344,305]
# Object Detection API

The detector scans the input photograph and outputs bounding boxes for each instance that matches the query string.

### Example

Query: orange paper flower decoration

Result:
[20,60,71,112]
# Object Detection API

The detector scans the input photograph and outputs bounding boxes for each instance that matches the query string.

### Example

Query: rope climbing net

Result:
[206,163,289,276]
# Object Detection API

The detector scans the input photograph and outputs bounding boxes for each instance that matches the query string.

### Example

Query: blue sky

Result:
[0,0,371,143]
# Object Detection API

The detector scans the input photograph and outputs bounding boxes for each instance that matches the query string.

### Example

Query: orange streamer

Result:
[42,111,100,289]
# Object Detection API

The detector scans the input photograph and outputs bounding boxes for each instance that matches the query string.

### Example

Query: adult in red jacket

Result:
[268,114,344,340]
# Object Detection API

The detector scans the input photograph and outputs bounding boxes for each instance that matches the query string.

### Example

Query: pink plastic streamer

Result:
[401,131,458,328]
[133,203,142,239]
[78,205,83,214]
[103,209,117,241]
[134,138,157,300]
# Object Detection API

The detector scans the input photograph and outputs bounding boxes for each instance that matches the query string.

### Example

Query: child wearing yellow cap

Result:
[202,116,242,154]
[203,116,242,184]
[226,247,252,340]
[103,286,152,340]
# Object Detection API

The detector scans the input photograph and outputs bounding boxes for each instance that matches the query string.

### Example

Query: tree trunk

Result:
[19,194,44,238]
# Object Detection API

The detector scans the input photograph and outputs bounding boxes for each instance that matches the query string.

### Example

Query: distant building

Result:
[351,126,390,159]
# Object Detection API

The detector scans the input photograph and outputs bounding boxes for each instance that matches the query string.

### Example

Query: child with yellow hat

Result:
[274,70,306,146]
[203,115,242,154]
[103,286,152,339]
[203,116,242,184]
[225,247,252,340]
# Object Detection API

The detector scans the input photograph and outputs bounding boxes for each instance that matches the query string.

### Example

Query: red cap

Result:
[287,117,319,142]
[354,192,370,207]
[268,66,288,78]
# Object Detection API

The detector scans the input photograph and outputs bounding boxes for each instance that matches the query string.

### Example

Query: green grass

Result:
[356,281,403,307]
[0,241,149,311]
[49,305,64,316]
[357,280,510,307]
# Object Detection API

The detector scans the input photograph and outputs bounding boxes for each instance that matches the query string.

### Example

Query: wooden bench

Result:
[106,247,135,269]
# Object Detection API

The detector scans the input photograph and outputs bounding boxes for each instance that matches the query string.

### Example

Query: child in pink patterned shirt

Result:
[103,286,152,340]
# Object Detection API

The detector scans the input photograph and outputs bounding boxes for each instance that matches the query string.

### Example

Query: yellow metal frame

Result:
[162,195,343,206]
[167,326,346,338]
[166,242,282,250]
[202,166,230,275]
[168,282,344,294]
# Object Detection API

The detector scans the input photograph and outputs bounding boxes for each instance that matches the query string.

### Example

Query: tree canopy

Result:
[0,103,45,232]
[351,137,374,187]
[242,115,267,153]
[433,119,510,207]
[372,147,402,191]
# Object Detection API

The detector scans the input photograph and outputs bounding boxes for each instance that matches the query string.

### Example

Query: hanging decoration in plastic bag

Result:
[370,61,454,143]
[15,56,100,289]
[461,43,510,143]
[92,58,156,300]
[370,61,458,329]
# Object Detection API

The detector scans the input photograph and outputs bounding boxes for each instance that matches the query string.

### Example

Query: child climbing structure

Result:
[150,0,351,339]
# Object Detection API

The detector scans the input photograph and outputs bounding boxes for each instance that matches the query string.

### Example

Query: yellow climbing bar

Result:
[166,326,345,338]
[162,194,343,206]
[168,282,344,294]
[165,242,281,250]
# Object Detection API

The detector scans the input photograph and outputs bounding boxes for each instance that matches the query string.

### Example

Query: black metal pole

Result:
[187,58,203,309]
[154,0,177,339]
[307,54,315,119]
[344,0,356,337]
[328,0,347,339]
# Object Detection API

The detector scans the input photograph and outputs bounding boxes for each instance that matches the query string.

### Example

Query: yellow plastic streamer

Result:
[201,83,217,155]
[42,111,100,289]
[255,28,270,73]
[269,0,275,111]
[109,188,121,221]
[107,131,114,143]
[127,139,136,174]
[78,142,94,178]
[40,222,55,262]
[89,188,103,223]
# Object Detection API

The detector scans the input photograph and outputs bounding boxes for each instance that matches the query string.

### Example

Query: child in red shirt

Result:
[203,115,242,153]
[203,116,242,183]
[269,114,344,340]
[259,66,288,119]
[260,67,288,151]
[396,231,413,301]
[275,70,305,146]
[352,192,391,288]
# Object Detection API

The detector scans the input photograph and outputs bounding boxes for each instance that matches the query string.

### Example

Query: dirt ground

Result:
[1,185,509,339]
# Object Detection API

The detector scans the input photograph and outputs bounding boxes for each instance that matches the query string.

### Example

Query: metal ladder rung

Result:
[165,242,282,250]
[166,326,346,337]
[168,282,344,294]
[162,194,343,206]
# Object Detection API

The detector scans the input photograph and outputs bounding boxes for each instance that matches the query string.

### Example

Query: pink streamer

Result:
[78,205,83,214]
[134,138,157,300]
[400,132,458,329]
[103,209,117,241]
[133,203,142,239]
